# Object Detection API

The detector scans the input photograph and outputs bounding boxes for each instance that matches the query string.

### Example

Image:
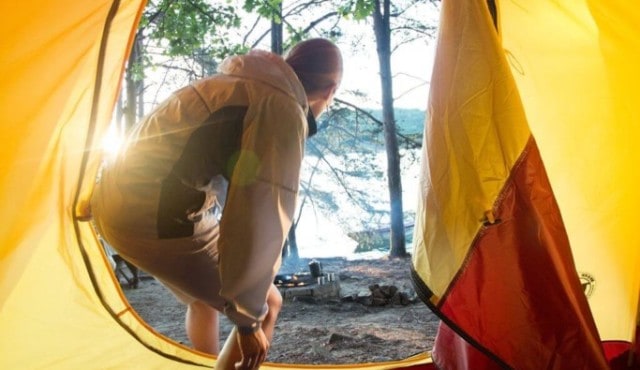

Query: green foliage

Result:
[128,61,146,83]
[338,0,376,20]
[243,0,282,22]
[143,0,243,60]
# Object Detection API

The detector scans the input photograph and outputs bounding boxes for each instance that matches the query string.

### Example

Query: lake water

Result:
[295,149,421,259]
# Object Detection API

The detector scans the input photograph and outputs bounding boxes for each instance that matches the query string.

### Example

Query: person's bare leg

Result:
[186,300,219,354]
[216,284,283,369]
[262,284,282,342]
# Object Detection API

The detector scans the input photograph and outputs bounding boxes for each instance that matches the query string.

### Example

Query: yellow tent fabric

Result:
[412,0,639,365]
[499,0,640,342]
[410,0,638,367]
[0,1,431,369]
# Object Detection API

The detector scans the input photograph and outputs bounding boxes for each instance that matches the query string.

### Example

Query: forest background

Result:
[106,1,444,363]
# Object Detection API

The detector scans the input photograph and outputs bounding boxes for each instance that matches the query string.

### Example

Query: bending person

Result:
[91,38,343,370]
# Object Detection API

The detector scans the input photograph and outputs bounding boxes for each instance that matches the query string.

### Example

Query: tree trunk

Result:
[283,225,300,261]
[270,2,299,260]
[124,40,137,132]
[373,0,407,257]
[271,2,283,55]
[115,92,124,134]
[124,34,144,132]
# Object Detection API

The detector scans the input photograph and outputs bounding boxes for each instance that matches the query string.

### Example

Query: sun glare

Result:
[101,124,123,158]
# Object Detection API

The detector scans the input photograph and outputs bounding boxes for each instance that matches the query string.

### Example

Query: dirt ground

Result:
[123,256,439,365]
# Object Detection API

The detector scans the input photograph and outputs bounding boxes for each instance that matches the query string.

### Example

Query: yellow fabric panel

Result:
[500,0,640,341]
[0,1,104,243]
[0,0,109,309]
[0,220,212,369]
[76,0,148,219]
[412,0,531,299]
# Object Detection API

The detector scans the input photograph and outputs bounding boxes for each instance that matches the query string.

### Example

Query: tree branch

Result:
[334,99,422,149]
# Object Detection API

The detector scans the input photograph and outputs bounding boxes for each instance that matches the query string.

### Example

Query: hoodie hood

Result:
[218,50,308,111]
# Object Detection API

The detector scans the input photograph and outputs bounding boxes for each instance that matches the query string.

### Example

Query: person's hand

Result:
[234,327,269,370]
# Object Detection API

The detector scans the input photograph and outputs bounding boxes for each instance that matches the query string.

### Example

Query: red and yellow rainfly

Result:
[411,1,640,369]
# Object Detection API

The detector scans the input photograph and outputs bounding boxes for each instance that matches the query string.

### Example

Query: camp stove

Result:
[274,270,340,300]
[275,259,328,287]
[274,259,339,301]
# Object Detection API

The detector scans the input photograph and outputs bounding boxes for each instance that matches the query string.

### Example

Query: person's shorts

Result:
[94,204,226,311]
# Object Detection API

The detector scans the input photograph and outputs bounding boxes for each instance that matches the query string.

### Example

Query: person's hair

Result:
[285,38,343,94]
